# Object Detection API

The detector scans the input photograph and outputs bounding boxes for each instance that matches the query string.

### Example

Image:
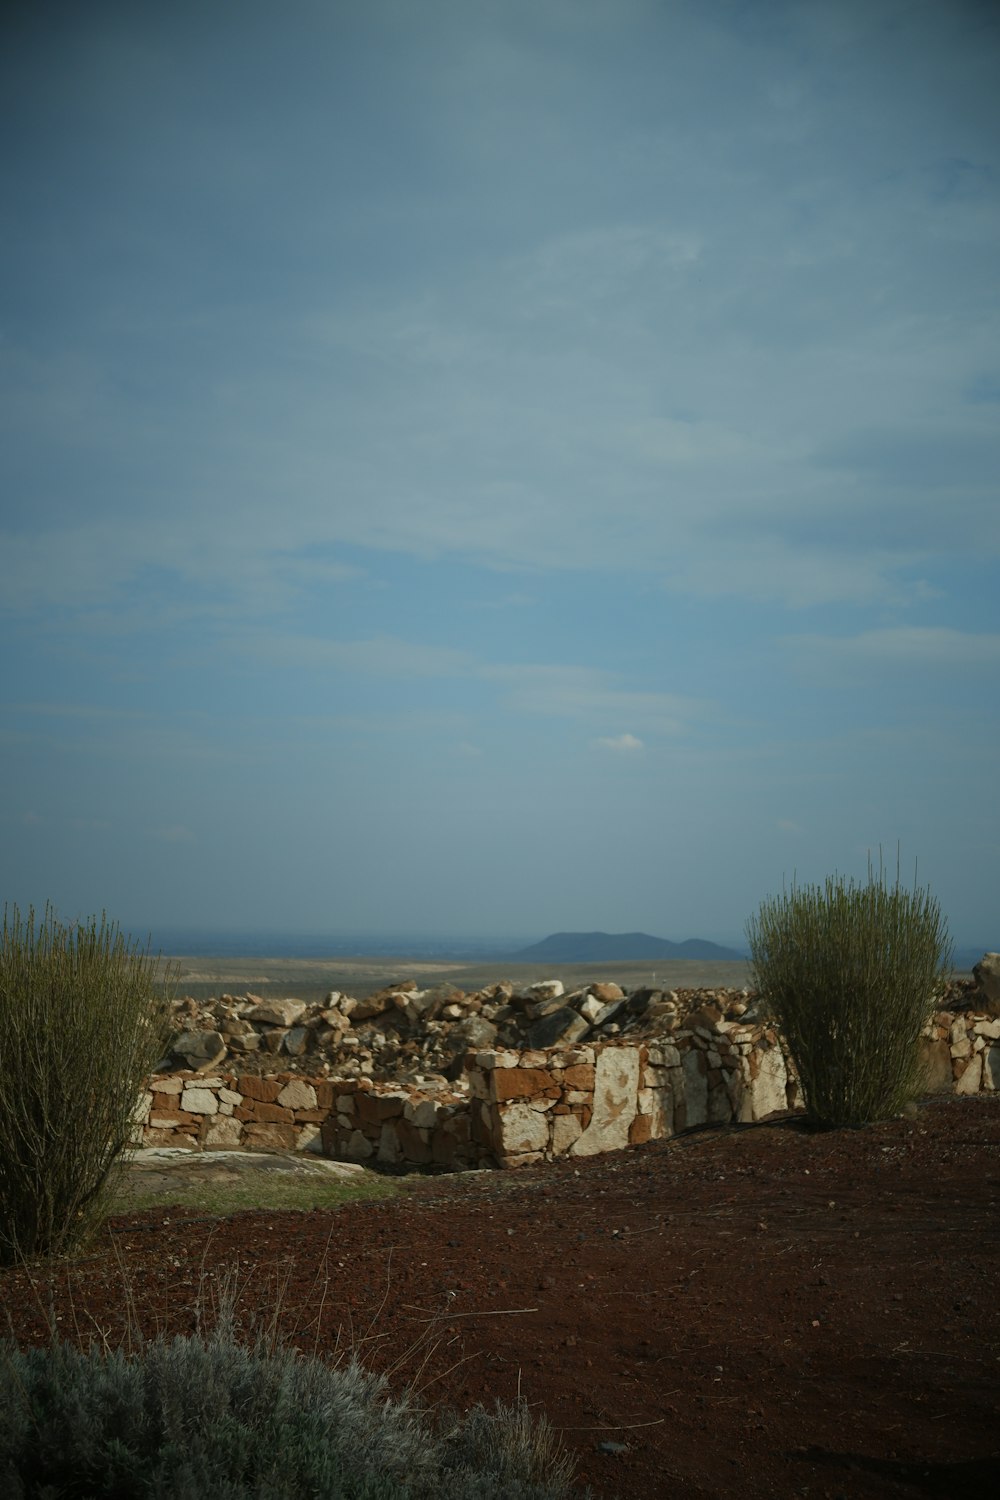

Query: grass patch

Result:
[109,1162,413,1219]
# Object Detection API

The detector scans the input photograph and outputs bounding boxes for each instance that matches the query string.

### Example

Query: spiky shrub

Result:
[745,868,952,1127]
[0,1328,577,1499]
[0,904,172,1263]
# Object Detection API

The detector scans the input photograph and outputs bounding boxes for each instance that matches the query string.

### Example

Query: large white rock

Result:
[681,1047,709,1129]
[203,1115,242,1148]
[246,998,308,1027]
[497,1101,550,1155]
[181,1087,219,1115]
[277,1079,317,1110]
[570,1048,640,1157]
[750,1044,789,1120]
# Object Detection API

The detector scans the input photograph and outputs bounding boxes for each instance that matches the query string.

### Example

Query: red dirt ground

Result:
[3,1095,999,1499]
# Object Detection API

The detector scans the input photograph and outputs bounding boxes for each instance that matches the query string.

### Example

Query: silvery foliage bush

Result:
[0,904,173,1263]
[0,1328,578,1499]
[746,862,952,1127]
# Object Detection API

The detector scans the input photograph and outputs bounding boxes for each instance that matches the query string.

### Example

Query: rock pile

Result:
[134,960,1000,1171]
[162,978,768,1084]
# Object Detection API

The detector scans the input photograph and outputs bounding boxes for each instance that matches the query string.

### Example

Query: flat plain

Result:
[160,954,754,1003]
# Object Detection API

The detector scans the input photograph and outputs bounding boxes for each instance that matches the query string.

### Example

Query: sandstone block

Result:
[748,1043,788,1121]
[152,1077,184,1095]
[526,1007,590,1050]
[496,1101,550,1155]
[277,1079,318,1111]
[491,1067,555,1101]
[551,1113,582,1154]
[570,1047,640,1157]
[241,1122,297,1151]
[172,1031,227,1070]
[247,998,308,1027]
[236,1101,294,1124]
[918,1038,954,1093]
[403,1097,439,1129]
[203,1116,243,1148]
[181,1087,219,1116]
[238,1076,282,1103]
[955,1054,983,1095]
[356,1090,407,1126]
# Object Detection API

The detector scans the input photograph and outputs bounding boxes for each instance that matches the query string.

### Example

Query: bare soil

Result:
[3,1095,999,1499]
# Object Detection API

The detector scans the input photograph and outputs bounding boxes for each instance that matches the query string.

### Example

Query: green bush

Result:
[0,903,172,1263]
[745,866,952,1127]
[0,1327,577,1499]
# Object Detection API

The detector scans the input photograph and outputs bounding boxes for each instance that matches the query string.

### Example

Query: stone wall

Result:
[134,1003,1000,1171]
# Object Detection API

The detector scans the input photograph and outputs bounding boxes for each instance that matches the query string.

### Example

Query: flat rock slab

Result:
[125,1149,366,1192]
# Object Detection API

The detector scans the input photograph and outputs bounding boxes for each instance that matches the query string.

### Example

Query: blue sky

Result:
[2,0,998,950]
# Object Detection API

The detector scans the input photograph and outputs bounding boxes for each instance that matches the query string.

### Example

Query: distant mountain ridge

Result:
[510,931,745,962]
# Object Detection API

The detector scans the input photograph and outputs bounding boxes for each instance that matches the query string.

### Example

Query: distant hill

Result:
[509,931,745,963]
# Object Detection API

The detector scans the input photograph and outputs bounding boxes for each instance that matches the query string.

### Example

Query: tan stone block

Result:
[237,1076,282,1103]
[277,1079,318,1111]
[204,1116,243,1148]
[151,1077,184,1095]
[570,1047,640,1157]
[235,1101,294,1124]
[491,1067,555,1101]
[551,1113,582,1154]
[143,1127,193,1149]
[955,1054,983,1095]
[562,1064,595,1090]
[356,1090,407,1126]
[629,1114,653,1146]
[241,1122,297,1151]
[496,1100,549,1154]
[181,1087,219,1115]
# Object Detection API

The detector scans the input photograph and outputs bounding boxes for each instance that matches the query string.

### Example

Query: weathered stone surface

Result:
[238,1076,282,1103]
[491,1067,555,1102]
[955,1054,983,1095]
[180,1087,219,1116]
[551,1113,583,1153]
[571,1048,640,1157]
[171,1031,227,1070]
[246,998,308,1027]
[589,983,624,1003]
[983,1047,1000,1090]
[236,1100,294,1124]
[496,1101,550,1155]
[749,1042,788,1120]
[241,1122,297,1151]
[972,953,1000,1014]
[277,1079,318,1111]
[283,1026,309,1056]
[919,1038,954,1093]
[681,1047,709,1129]
[203,1115,243,1148]
[526,1007,590,1050]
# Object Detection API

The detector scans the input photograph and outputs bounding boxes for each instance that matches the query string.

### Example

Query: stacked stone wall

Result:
[134,1005,1000,1171]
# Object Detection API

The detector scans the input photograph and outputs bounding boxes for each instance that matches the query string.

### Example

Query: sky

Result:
[1,0,998,952]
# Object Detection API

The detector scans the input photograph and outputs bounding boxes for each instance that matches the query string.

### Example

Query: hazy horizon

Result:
[2,2,998,952]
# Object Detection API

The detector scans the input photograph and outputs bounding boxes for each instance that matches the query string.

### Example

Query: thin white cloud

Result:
[149,825,197,845]
[787,627,1000,668]
[594,733,644,753]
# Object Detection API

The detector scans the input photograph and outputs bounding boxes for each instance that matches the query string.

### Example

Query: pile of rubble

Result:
[162,965,995,1088]
[163,978,762,1084]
